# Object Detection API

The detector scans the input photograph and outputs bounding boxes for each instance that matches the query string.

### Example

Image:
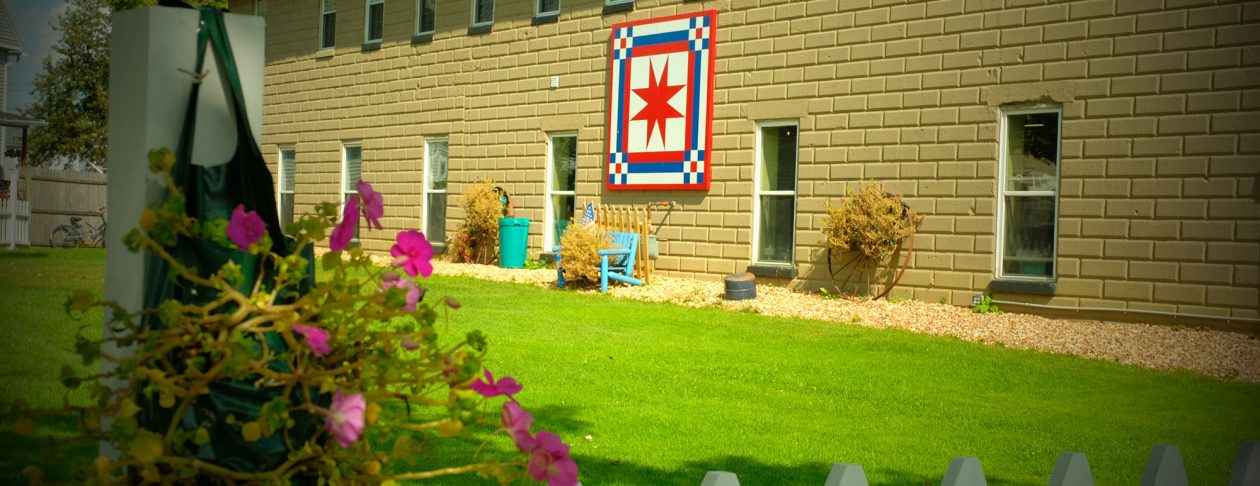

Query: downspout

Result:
[988,299,1260,324]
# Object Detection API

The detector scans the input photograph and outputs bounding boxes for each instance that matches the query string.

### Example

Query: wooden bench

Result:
[554,231,645,293]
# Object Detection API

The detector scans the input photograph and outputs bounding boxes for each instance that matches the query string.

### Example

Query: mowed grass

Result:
[1,249,1258,485]
[0,249,104,483]
[0,249,104,407]
[428,275,1259,485]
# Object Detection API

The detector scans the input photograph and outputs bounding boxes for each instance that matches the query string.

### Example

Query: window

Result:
[254,0,267,17]
[545,134,577,250]
[536,0,559,17]
[997,108,1061,280]
[604,0,633,11]
[342,143,362,241]
[753,122,798,264]
[320,0,336,49]
[417,0,436,35]
[365,0,384,43]
[423,138,449,245]
[278,147,296,230]
[472,0,493,27]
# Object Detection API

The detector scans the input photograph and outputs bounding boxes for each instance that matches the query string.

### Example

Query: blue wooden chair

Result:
[554,231,645,293]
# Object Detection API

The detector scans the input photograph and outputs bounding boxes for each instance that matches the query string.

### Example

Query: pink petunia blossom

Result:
[390,230,434,278]
[227,204,266,251]
[528,430,579,486]
[330,197,359,252]
[356,180,383,230]
[325,390,366,448]
[501,401,535,452]
[379,272,425,312]
[470,369,522,398]
[291,324,331,356]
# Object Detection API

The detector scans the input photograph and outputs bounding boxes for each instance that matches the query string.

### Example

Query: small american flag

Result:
[580,203,596,225]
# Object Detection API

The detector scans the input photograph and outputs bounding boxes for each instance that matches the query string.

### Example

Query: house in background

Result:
[0,0,24,193]
[231,0,1259,329]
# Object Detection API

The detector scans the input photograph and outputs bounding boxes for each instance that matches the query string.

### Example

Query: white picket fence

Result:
[699,442,1260,486]
[0,198,31,247]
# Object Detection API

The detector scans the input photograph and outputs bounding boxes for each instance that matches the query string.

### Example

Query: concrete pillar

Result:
[102,5,263,456]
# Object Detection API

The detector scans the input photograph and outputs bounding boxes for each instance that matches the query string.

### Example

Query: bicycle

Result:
[49,208,107,248]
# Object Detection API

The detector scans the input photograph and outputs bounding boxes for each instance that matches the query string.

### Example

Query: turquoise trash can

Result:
[498,218,529,268]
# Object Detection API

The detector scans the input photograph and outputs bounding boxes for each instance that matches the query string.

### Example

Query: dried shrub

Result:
[449,181,504,264]
[822,180,918,262]
[558,222,613,285]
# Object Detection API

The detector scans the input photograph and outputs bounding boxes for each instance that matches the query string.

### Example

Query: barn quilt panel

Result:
[606,10,717,190]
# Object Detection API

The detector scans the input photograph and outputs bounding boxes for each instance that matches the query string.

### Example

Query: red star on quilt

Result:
[632,59,684,148]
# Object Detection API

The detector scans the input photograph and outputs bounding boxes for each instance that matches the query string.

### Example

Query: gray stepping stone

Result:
[700,471,740,486]
[1232,441,1260,486]
[941,457,987,486]
[824,463,870,486]
[1049,452,1094,486]
[1141,445,1188,486]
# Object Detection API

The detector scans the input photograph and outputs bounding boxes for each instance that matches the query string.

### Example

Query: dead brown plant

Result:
[822,180,920,297]
[449,180,504,264]
[558,222,614,285]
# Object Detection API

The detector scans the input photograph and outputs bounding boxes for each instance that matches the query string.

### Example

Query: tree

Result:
[19,0,230,169]
[20,0,111,168]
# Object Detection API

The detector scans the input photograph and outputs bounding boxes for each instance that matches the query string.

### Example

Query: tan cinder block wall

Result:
[237,0,1260,325]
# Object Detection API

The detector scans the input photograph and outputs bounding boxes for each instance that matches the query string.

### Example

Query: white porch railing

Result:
[0,198,31,248]
[700,441,1259,486]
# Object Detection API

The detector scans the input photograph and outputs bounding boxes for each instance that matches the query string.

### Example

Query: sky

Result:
[5,0,69,113]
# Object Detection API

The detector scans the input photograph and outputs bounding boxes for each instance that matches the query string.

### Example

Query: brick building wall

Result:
[236,0,1260,324]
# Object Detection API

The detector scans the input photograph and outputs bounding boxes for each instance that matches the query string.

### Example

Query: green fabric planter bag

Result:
[138,8,319,474]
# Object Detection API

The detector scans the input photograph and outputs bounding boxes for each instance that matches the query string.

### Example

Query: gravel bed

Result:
[370,256,1260,384]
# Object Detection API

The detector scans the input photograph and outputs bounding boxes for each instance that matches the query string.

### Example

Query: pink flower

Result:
[330,197,359,252]
[502,401,535,451]
[380,272,424,312]
[356,180,383,230]
[528,431,579,486]
[291,324,331,356]
[400,338,421,351]
[227,204,266,251]
[325,390,366,448]
[390,230,434,278]
[470,369,522,398]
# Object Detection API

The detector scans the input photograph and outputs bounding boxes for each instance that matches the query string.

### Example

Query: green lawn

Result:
[2,249,1257,485]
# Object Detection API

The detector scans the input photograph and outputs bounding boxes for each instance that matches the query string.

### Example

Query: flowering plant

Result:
[12,149,576,484]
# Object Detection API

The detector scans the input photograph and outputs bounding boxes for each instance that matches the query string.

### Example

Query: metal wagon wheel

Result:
[49,225,75,248]
[825,229,916,300]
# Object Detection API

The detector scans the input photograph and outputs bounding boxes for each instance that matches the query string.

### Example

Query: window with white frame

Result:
[320,0,336,49]
[536,0,559,17]
[605,0,633,6]
[423,138,449,245]
[997,108,1061,279]
[365,0,384,43]
[753,122,798,264]
[472,0,493,26]
[278,147,296,230]
[417,0,436,34]
[545,134,577,250]
[254,0,267,17]
[342,143,362,240]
